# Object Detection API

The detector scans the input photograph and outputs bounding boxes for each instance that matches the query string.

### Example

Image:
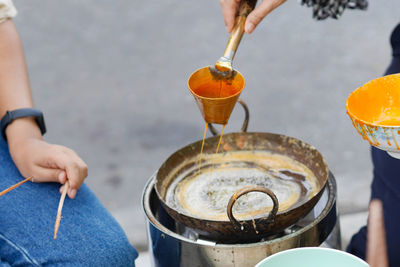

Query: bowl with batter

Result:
[347,73,400,158]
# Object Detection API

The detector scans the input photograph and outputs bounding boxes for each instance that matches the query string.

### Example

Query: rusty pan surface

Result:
[155,132,329,242]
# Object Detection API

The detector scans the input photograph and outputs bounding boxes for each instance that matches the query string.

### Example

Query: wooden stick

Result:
[366,199,389,267]
[54,181,69,240]
[0,176,33,196]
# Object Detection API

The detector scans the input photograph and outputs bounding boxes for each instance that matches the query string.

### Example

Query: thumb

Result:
[31,167,65,183]
[245,0,286,34]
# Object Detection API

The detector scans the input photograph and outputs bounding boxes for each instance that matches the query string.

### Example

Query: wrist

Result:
[6,117,43,146]
[1,108,46,142]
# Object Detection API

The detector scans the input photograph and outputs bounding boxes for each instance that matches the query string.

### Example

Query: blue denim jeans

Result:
[0,138,138,266]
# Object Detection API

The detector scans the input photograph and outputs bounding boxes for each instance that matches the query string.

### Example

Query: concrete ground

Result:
[12,0,399,262]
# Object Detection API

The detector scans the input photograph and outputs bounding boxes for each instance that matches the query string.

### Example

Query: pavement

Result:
[11,0,400,263]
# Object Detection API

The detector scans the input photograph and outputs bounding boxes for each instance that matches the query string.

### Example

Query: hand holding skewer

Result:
[7,132,87,199]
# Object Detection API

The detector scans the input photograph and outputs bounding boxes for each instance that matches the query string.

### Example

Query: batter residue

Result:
[165,151,319,221]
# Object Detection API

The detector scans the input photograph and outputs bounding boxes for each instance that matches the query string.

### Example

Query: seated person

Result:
[0,1,138,265]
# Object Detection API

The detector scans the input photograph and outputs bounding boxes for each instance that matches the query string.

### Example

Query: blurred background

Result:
[12,0,399,257]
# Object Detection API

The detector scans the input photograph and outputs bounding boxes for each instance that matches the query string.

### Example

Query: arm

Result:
[0,19,87,199]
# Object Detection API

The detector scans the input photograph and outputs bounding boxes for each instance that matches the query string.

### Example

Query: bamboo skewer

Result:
[54,181,69,240]
[0,175,70,240]
[0,176,33,196]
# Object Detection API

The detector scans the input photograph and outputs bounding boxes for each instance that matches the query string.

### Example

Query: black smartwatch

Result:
[1,108,46,141]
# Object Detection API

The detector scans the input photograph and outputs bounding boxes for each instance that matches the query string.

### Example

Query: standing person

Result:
[220,0,400,266]
[0,1,138,265]
[346,23,400,266]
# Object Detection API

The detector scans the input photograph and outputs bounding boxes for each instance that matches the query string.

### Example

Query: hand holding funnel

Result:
[188,0,256,125]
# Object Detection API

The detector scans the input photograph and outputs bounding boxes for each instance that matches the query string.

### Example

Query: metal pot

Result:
[155,129,329,242]
[143,172,340,267]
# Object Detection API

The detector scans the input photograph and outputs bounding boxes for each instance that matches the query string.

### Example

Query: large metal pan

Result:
[155,103,329,242]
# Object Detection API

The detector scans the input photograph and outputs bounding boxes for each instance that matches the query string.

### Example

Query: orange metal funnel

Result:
[188,66,245,125]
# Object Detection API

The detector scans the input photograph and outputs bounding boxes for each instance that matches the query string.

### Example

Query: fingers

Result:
[220,0,241,32]
[29,167,64,183]
[40,145,88,199]
[245,0,286,34]
[56,147,88,199]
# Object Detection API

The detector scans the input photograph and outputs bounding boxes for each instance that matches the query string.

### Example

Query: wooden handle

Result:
[222,0,258,60]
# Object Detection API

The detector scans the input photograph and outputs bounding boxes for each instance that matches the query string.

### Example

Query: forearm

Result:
[0,19,41,142]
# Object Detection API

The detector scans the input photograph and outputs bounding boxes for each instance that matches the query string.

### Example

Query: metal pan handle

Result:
[227,185,279,230]
[209,98,249,136]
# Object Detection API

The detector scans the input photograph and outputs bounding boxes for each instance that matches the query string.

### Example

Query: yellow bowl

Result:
[346,74,400,158]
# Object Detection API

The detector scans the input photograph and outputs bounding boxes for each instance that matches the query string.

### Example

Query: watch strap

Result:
[1,108,46,141]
